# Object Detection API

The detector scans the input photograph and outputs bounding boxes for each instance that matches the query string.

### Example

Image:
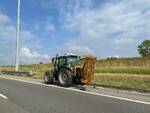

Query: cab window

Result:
[58,58,66,67]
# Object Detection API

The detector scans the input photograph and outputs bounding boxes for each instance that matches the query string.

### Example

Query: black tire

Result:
[58,69,72,87]
[44,70,54,84]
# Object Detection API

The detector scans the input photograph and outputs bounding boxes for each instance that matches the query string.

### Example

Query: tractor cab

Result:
[52,55,78,69]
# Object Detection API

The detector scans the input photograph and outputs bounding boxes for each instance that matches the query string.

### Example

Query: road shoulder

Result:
[0,74,150,104]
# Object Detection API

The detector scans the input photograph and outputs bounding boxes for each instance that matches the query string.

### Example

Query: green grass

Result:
[95,67,150,75]
[93,73,150,90]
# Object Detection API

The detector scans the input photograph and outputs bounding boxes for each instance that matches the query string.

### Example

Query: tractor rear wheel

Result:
[58,69,72,87]
[44,70,54,84]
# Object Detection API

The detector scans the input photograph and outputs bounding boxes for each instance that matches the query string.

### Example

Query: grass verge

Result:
[0,64,51,79]
[95,67,150,75]
[93,73,150,91]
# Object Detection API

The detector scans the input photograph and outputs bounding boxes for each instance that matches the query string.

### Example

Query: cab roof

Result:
[52,55,78,59]
[58,55,78,59]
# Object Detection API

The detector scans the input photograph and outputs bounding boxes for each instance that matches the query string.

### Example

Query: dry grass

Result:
[93,73,150,90]
[0,66,15,70]
[95,57,150,67]
[95,57,150,75]
[0,64,51,79]
[20,64,52,78]
[93,57,150,90]
[95,67,150,75]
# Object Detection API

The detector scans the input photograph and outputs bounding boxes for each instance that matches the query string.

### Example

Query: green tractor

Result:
[43,54,95,86]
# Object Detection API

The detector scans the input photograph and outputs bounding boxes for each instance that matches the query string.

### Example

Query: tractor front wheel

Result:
[44,71,54,84]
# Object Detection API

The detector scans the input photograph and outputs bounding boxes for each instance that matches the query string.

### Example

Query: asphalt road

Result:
[0,78,150,113]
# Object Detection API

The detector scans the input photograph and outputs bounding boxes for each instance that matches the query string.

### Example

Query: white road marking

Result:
[0,93,8,99]
[0,76,150,105]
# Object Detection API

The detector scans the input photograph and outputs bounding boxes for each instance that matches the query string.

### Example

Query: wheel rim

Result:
[59,73,68,84]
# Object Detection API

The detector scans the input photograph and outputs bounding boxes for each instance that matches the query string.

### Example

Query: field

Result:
[95,57,150,67]
[93,57,150,91]
[95,57,150,75]
[93,73,150,91]
[0,57,150,91]
[95,67,150,75]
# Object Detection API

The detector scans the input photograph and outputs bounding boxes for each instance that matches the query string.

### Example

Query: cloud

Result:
[114,37,134,44]
[20,47,50,64]
[33,19,56,35]
[0,11,44,65]
[45,23,55,33]
[0,13,11,24]
[59,0,150,57]
[64,44,93,55]
[0,12,16,65]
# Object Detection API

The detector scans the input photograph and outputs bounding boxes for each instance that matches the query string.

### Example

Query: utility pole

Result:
[15,0,21,71]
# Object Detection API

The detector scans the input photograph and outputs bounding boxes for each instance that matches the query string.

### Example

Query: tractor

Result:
[43,54,95,86]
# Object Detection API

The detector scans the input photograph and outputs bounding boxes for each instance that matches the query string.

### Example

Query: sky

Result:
[0,0,150,65]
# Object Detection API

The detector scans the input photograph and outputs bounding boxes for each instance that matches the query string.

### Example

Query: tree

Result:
[39,62,43,64]
[138,40,150,57]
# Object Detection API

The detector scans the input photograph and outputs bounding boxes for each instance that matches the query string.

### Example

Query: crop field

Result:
[95,57,150,67]
[93,57,150,90]
[94,57,150,75]
[93,73,150,91]
[95,67,150,75]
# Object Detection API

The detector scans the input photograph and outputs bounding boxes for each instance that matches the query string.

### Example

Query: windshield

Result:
[67,57,77,66]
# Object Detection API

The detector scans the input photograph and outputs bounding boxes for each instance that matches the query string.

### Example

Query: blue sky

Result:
[0,0,150,65]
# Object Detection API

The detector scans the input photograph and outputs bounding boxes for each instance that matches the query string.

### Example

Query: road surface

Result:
[0,77,150,113]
